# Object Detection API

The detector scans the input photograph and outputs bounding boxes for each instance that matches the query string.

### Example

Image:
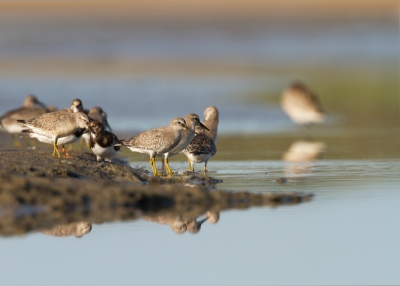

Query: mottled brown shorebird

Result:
[82,106,112,150]
[88,120,120,162]
[115,117,189,177]
[202,106,219,143]
[183,125,217,174]
[0,95,49,146]
[18,110,90,158]
[281,81,325,127]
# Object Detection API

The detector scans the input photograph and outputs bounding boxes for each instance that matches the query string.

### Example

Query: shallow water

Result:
[1,158,399,285]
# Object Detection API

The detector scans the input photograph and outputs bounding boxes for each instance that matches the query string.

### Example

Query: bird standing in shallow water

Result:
[281,81,325,128]
[183,125,217,175]
[88,120,120,162]
[18,110,90,158]
[115,117,189,177]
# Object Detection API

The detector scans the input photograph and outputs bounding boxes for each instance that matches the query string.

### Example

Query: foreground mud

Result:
[0,149,313,236]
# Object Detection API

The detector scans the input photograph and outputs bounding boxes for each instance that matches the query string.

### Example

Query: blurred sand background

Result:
[0,0,396,74]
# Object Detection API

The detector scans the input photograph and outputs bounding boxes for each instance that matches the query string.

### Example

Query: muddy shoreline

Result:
[0,148,313,236]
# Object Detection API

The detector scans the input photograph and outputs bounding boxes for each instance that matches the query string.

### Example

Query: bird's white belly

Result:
[92,144,119,161]
[29,133,80,145]
[187,153,211,164]
[127,146,153,156]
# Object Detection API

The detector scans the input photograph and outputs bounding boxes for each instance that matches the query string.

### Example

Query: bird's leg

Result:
[30,138,37,149]
[52,145,58,156]
[52,137,61,158]
[12,134,22,147]
[164,157,173,177]
[62,144,71,158]
[203,163,208,177]
[187,158,194,172]
[150,157,162,176]
[86,141,92,151]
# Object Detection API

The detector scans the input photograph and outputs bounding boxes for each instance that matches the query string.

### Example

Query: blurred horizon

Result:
[0,1,398,133]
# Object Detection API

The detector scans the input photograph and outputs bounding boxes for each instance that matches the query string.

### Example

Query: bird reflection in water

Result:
[282,140,327,179]
[40,221,92,238]
[142,211,220,234]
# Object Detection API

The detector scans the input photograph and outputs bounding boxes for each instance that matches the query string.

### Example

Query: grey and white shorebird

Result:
[115,117,189,177]
[18,110,90,158]
[183,125,217,174]
[281,81,326,127]
[21,99,87,156]
[159,113,209,168]
[88,120,120,162]
[0,95,49,146]
[82,106,112,150]
[202,106,219,143]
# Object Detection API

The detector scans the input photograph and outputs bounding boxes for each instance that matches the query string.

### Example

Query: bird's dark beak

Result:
[199,122,209,131]
[37,100,47,108]
[197,218,208,225]
[105,118,112,132]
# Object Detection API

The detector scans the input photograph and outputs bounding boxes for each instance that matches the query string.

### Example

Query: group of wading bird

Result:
[0,81,325,177]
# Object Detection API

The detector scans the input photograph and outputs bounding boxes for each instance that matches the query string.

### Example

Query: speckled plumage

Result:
[281,82,325,126]
[161,113,209,158]
[183,125,217,173]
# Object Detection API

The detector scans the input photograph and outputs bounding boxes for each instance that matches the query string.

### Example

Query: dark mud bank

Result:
[0,149,313,236]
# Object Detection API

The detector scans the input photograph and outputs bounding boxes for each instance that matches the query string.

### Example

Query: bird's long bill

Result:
[104,118,112,132]
[37,100,47,108]
[197,217,208,225]
[199,122,210,131]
